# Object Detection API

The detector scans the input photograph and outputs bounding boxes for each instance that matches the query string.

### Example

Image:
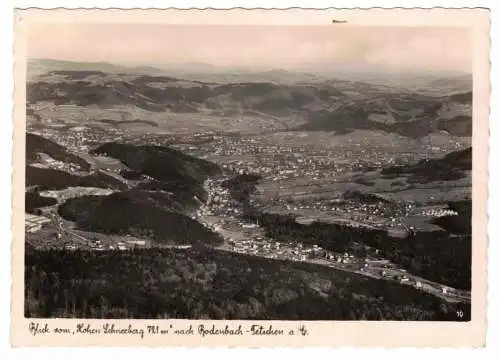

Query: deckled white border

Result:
[6,1,494,351]
[2,0,499,358]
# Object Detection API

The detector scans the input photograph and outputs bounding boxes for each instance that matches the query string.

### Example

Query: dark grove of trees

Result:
[381,147,472,183]
[221,174,261,202]
[57,192,224,247]
[25,190,57,214]
[433,200,472,235]
[25,246,469,321]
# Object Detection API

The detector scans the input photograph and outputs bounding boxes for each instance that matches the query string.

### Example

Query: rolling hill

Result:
[25,134,225,247]
[25,165,128,191]
[57,191,223,247]
[91,142,221,202]
[26,66,472,139]
[381,147,472,182]
[296,93,471,138]
[26,132,90,171]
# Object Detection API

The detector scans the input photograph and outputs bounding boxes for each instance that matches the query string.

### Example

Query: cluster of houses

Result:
[420,208,459,217]
[224,231,360,266]
[196,179,240,219]
[64,237,147,252]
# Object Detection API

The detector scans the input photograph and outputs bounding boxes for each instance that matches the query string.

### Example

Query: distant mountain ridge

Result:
[27,63,472,139]
[28,59,169,79]
[29,59,473,89]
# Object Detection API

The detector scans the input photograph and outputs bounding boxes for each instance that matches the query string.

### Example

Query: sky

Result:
[27,24,472,73]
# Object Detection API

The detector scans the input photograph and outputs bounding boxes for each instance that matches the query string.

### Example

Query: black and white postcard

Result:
[11,8,489,347]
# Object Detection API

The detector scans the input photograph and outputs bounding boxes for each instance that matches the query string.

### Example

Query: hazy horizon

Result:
[28,24,472,75]
[29,58,472,78]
